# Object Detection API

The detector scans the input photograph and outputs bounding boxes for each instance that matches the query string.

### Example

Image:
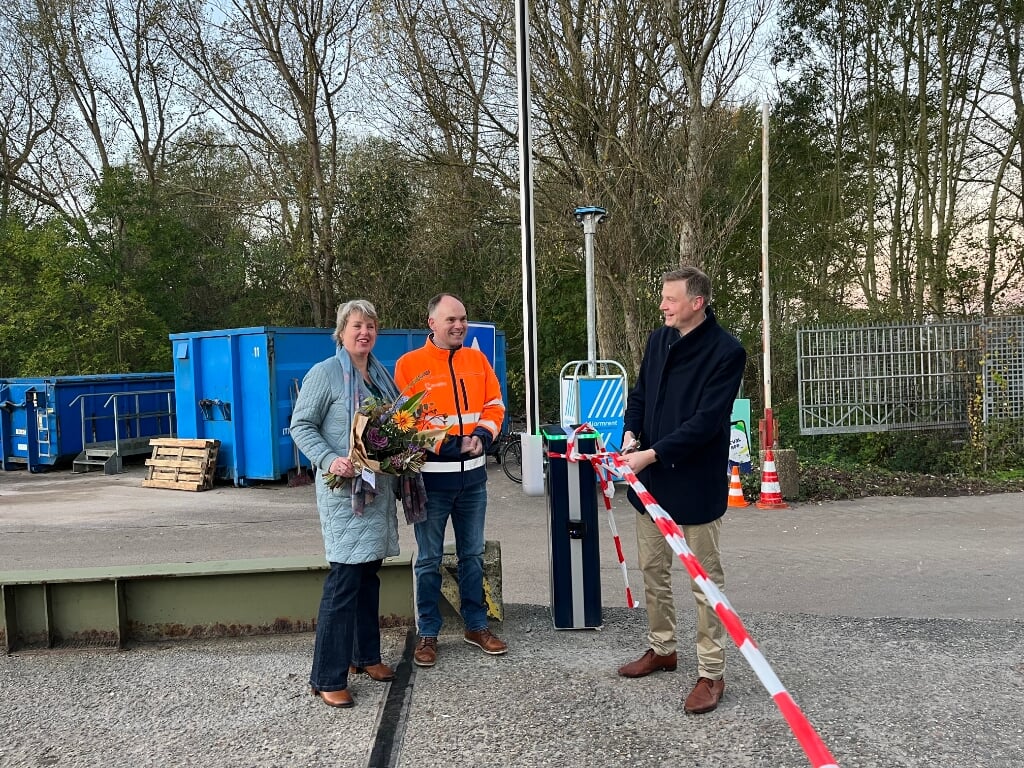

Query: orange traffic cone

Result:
[756,449,789,510]
[727,465,749,508]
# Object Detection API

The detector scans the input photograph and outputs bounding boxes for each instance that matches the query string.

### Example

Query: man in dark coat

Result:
[617,265,746,715]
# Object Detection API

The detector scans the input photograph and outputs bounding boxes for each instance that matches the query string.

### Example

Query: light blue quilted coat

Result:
[289,348,399,564]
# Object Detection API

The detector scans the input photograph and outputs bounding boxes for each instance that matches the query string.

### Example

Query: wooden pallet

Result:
[142,438,220,491]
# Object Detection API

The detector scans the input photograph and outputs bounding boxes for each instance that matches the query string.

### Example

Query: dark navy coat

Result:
[624,308,746,526]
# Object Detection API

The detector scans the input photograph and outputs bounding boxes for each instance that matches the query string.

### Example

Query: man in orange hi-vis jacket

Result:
[394,293,508,669]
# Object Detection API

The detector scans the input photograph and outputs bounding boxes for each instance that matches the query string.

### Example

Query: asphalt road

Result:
[2,461,1021,620]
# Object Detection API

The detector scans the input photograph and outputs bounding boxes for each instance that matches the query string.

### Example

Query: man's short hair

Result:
[663,266,712,303]
[332,299,378,345]
[427,292,465,317]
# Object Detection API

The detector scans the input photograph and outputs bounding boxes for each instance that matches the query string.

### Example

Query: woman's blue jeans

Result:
[413,481,488,637]
[309,559,383,692]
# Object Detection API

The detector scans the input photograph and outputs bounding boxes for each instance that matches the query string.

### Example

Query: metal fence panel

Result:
[981,316,1024,423]
[797,317,1023,437]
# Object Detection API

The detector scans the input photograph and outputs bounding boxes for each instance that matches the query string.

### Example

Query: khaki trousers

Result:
[636,511,725,680]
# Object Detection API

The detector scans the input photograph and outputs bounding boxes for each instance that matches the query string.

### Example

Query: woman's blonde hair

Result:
[332,299,378,345]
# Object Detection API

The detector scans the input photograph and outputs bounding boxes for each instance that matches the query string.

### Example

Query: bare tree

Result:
[366,0,515,178]
[366,0,771,369]
[0,0,213,327]
[362,0,524,325]
[983,0,1024,314]
[0,3,65,220]
[662,0,773,275]
[3,0,199,206]
[776,0,1022,318]
[165,0,368,325]
[528,0,684,368]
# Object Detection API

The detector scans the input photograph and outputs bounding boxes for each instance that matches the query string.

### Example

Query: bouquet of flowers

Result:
[324,380,448,491]
[350,390,449,477]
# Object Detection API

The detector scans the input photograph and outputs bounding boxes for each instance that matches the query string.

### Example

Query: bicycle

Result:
[499,433,523,484]
[487,430,523,483]
[492,430,552,485]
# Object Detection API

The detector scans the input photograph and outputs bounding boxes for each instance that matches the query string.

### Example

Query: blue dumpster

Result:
[171,327,334,486]
[170,325,508,486]
[0,373,175,472]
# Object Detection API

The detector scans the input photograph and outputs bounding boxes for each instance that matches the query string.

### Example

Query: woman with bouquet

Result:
[289,299,401,709]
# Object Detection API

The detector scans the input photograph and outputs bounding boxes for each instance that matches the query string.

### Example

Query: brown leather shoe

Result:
[463,628,508,655]
[312,688,354,708]
[414,636,438,667]
[684,677,725,714]
[617,649,678,678]
[349,662,395,682]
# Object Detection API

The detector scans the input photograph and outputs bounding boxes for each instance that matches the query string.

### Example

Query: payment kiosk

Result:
[542,425,602,629]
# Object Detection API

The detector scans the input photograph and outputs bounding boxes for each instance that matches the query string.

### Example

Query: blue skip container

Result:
[0,373,175,472]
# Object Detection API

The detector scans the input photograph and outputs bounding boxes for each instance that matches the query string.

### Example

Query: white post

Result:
[516,0,544,495]
[760,101,774,448]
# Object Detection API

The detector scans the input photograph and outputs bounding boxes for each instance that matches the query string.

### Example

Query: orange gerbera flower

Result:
[392,410,416,431]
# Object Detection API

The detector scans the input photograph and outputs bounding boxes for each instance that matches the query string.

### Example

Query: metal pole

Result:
[516,0,544,496]
[760,102,774,448]
[585,226,596,371]
[574,206,607,377]
[516,0,539,436]
[113,395,121,458]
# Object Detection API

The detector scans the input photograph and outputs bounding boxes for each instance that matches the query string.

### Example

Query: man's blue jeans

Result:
[309,559,383,692]
[413,481,488,637]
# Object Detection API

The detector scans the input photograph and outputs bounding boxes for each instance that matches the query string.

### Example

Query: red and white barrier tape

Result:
[599,462,640,609]
[555,424,839,768]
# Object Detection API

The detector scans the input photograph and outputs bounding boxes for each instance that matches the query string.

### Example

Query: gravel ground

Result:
[3,604,1022,768]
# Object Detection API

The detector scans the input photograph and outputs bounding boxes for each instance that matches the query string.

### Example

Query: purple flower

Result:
[365,426,389,450]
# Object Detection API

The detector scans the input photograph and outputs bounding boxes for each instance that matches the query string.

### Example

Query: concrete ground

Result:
[1,461,1022,767]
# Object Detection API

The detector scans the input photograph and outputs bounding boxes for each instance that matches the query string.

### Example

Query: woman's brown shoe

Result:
[349,662,396,682]
[311,687,354,708]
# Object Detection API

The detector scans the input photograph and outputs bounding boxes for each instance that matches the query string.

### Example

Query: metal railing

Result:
[69,389,177,458]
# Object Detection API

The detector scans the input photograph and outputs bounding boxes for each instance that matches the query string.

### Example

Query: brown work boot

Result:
[463,628,508,655]
[684,677,725,714]
[617,649,678,678]
[413,636,437,667]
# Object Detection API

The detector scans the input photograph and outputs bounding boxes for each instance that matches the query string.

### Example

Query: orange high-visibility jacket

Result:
[394,337,505,490]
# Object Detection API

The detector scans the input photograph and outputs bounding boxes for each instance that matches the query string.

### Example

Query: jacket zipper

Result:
[447,349,467,473]
[447,349,463,423]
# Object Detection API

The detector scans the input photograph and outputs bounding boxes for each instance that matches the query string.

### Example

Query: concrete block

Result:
[439,540,503,622]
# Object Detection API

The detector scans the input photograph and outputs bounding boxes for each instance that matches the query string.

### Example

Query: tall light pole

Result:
[516,0,544,495]
[574,206,608,376]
